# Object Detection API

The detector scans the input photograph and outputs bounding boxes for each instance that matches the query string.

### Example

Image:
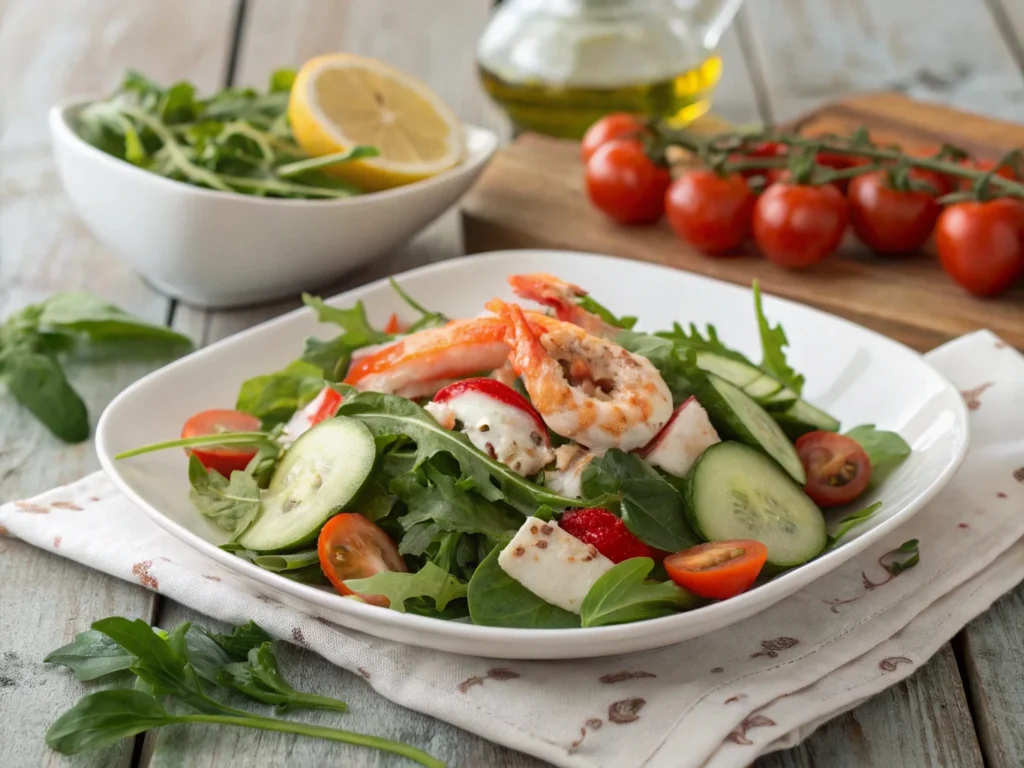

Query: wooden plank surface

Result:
[0,1,237,766]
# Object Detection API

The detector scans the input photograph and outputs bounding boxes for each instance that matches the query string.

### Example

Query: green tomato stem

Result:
[115,432,271,459]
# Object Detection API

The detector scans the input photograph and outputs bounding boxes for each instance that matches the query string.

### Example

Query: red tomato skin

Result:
[795,431,873,508]
[664,540,768,600]
[317,513,407,607]
[815,151,869,193]
[181,409,262,477]
[847,171,940,255]
[585,140,671,225]
[664,170,755,254]
[936,199,1024,296]
[731,141,787,180]
[432,377,547,435]
[752,182,849,268]
[581,113,646,163]
[904,146,958,196]
[958,159,1017,192]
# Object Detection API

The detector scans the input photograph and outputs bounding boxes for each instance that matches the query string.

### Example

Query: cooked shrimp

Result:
[343,317,510,398]
[508,273,620,337]
[487,299,673,451]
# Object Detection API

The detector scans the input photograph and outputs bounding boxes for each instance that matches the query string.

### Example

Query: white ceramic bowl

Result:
[49,99,499,308]
[97,250,970,659]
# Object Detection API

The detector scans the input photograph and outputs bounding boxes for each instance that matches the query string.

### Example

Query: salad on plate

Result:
[118,274,911,628]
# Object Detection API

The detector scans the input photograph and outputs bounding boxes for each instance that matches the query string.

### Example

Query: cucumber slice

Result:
[237,418,376,553]
[695,352,761,388]
[743,373,783,400]
[686,442,826,567]
[761,387,798,412]
[776,399,841,440]
[695,374,806,484]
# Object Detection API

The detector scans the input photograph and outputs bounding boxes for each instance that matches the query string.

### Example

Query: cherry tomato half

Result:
[847,171,940,255]
[181,409,262,477]
[664,540,768,600]
[665,169,756,254]
[581,113,646,164]
[585,139,671,225]
[936,199,1024,296]
[795,431,872,508]
[752,181,849,268]
[317,513,408,607]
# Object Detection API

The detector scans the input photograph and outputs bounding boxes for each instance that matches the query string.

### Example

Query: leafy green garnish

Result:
[187,455,262,539]
[235,360,327,426]
[752,281,805,396]
[299,293,392,381]
[826,501,883,548]
[388,277,448,332]
[845,424,912,486]
[580,558,700,628]
[76,69,378,199]
[467,545,581,629]
[575,295,637,330]
[581,450,699,552]
[882,539,920,576]
[345,562,468,614]
[43,616,443,766]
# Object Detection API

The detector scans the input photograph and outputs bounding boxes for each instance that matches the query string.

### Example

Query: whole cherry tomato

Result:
[752,181,849,268]
[958,159,1018,193]
[664,169,755,254]
[904,146,960,196]
[935,199,1024,296]
[815,151,869,192]
[795,431,872,508]
[847,171,940,254]
[580,113,647,163]
[585,139,671,225]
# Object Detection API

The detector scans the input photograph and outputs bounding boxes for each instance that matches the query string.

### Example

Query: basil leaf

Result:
[827,501,884,548]
[467,545,580,629]
[752,281,805,396]
[46,689,175,755]
[37,292,191,347]
[345,562,468,614]
[2,350,89,442]
[44,630,134,681]
[845,424,912,486]
[580,558,700,628]
[187,455,262,537]
[235,360,325,425]
[219,642,347,713]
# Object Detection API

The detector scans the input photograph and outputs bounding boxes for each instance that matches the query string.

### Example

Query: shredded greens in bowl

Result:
[73,69,378,200]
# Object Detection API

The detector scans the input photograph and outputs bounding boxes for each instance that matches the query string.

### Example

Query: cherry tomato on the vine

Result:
[664,169,755,254]
[730,140,787,180]
[815,151,869,192]
[585,139,671,225]
[795,431,872,508]
[935,199,1024,296]
[752,181,849,268]
[904,146,959,196]
[847,171,940,255]
[581,113,647,163]
[957,159,1018,193]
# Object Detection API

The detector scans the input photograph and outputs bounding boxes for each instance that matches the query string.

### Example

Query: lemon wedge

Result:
[288,54,464,191]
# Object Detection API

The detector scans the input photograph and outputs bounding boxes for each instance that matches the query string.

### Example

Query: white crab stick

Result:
[281,386,343,446]
[639,396,720,477]
[498,517,614,613]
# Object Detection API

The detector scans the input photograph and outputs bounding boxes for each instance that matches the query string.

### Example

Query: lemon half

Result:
[289,54,464,191]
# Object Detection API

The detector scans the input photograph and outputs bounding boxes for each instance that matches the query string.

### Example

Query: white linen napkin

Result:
[3,329,1023,768]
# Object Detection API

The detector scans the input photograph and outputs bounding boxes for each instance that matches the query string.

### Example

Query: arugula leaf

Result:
[336,391,595,514]
[388,277,448,332]
[467,545,581,629]
[575,295,637,330]
[582,450,699,552]
[44,630,135,681]
[46,689,176,755]
[235,360,326,425]
[399,521,443,557]
[89,617,195,699]
[654,322,754,367]
[2,350,89,442]
[207,620,273,660]
[827,501,883,548]
[302,294,392,346]
[345,562,468,614]
[845,424,912,486]
[187,455,262,537]
[580,558,700,628]
[219,643,348,713]
[752,281,805,396]
[37,292,192,347]
[882,539,920,576]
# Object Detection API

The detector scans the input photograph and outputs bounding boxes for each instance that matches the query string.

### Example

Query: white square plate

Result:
[97,250,969,659]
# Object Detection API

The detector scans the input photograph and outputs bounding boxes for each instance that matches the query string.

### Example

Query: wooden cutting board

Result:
[461,92,1024,352]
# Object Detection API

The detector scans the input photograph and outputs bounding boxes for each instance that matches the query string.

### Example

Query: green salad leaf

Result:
[345,562,468,614]
[235,360,326,425]
[752,281,805,396]
[580,558,700,628]
[36,292,192,346]
[299,294,393,381]
[2,351,90,443]
[467,545,581,629]
[208,620,273,659]
[187,455,262,538]
[44,630,135,681]
[576,295,637,330]
[845,424,912,485]
[827,501,884,548]
[388,277,449,332]
[219,642,348,713]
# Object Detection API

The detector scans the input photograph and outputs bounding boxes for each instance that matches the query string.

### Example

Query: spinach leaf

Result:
[219,642,347,713]
[2,350,89,442]
[188,455,262,537]
[235,359,325,425]
[752,281,805,396]
[44,630,135,681]
[345,562,468,614]
[582,450,698,552]
[37,292,192,347]
[388,277,448,332]
[575,295,637,330]
[827,501,883,548]
[46,689,177,755]
[336,391,594,514]
[580,558,700,628]
[845,424,912,485]
[467,545,581,629]
[208,620,273,659]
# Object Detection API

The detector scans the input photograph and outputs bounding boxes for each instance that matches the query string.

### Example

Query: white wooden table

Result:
[2,1,1023,766]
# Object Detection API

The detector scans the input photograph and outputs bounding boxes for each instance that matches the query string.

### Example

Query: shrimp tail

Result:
[508,273,586,324]
[485,299,546,377]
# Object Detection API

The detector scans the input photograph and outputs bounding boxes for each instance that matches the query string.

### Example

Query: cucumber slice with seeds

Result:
[237,418,376,553]
[686,442,826,567]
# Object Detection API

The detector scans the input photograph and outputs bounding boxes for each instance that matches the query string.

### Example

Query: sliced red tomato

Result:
[317,514,407,608]
[664,540,768,600]
[383,313,404,335]
[432,378,547,435]
[795,431,872,507]
[181,409,262,477]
